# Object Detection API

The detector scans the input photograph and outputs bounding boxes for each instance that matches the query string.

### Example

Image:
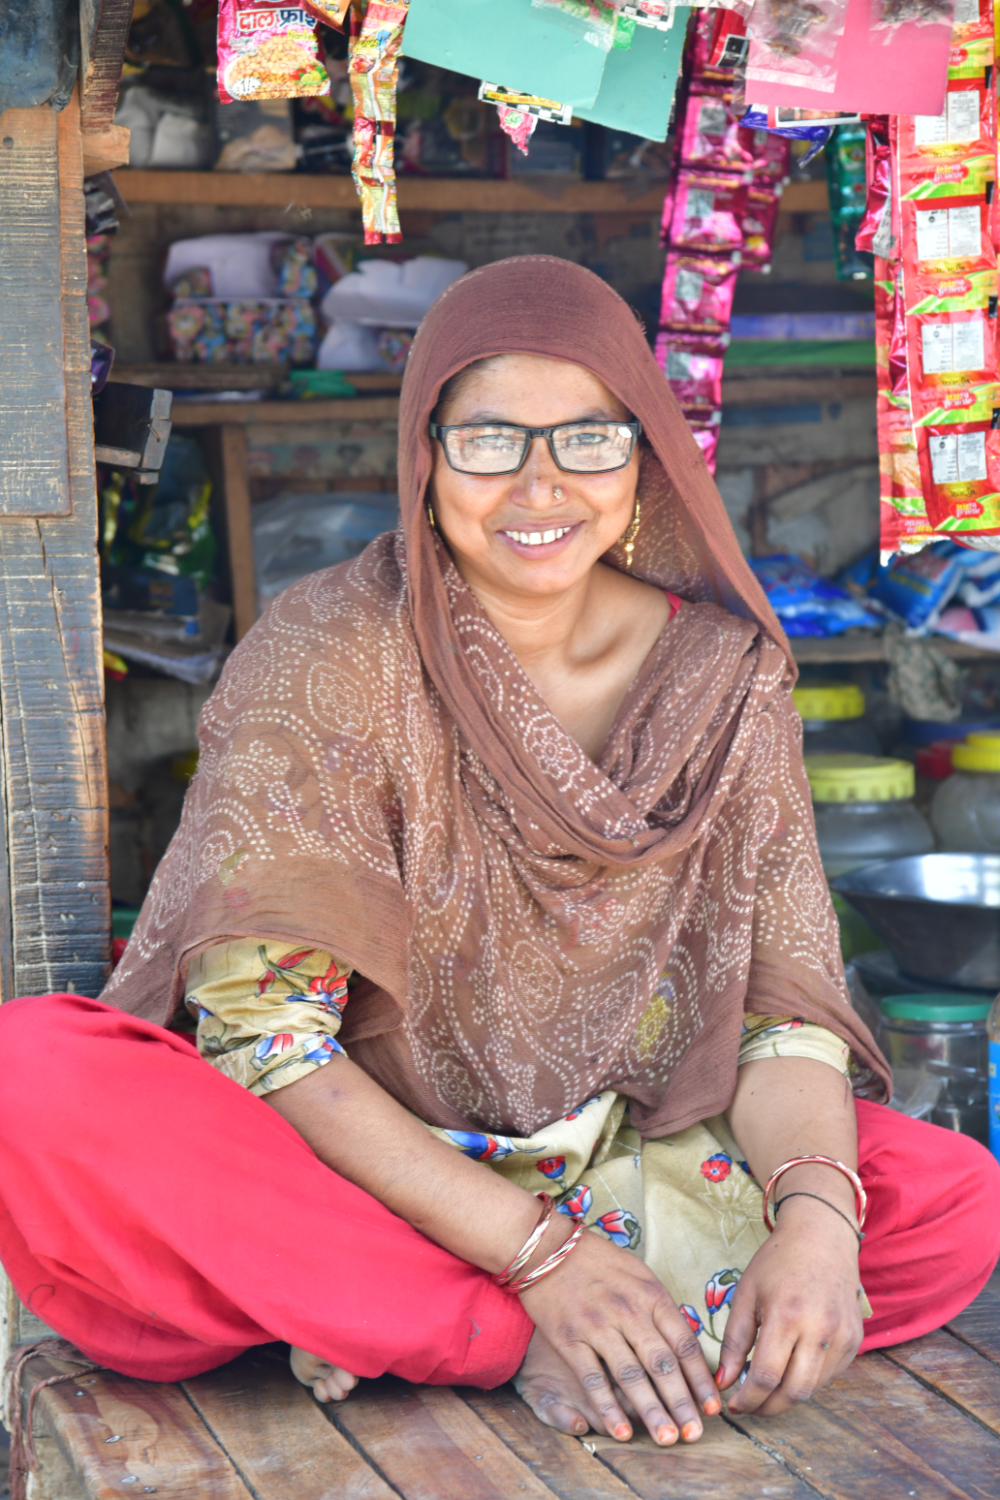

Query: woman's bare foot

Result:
[514,1329,608,1439]
[289,1345,359,1404]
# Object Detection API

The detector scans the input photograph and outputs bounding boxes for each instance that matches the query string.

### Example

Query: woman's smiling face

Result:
[428,353,640,604]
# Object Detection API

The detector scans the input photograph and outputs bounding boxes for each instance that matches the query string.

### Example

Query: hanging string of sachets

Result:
[656,11,789,473]
[869,0,1000,553]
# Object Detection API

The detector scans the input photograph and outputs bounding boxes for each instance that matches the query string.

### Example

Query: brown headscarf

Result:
[103,256,889,1136]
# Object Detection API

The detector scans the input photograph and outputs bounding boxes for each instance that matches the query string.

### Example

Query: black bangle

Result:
[773,1191,865,1249]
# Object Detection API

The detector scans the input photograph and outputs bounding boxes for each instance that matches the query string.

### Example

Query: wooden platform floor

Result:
[20,1268,1000,1500]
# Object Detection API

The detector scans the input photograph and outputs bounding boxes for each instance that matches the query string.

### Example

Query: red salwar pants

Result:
[0,993,997,1386]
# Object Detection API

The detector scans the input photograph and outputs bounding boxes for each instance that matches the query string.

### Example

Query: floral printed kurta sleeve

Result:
[737,1014,850,1075]
[185,939,352,1095]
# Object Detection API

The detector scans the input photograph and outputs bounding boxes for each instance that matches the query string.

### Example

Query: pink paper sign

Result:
[748,0,951,117]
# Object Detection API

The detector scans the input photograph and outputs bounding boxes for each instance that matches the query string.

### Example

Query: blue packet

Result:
[748,554,881,637]
[739,107,831,166]
[868,543,965,631]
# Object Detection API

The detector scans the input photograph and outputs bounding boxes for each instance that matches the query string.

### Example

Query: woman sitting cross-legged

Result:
[0,258,997,1448]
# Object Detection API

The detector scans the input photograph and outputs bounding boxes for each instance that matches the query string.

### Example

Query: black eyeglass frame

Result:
[428,419,643,475]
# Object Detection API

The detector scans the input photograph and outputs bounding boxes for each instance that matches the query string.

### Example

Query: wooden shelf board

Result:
[115,363,403,393]
[113,169,827,216]
[170,395,400,425]
[721,372,875,405]
[791,635,994,664]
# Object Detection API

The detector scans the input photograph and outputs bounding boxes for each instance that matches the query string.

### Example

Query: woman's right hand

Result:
[517,1225,721,1445]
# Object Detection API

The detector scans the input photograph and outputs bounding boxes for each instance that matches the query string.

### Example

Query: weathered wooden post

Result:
[0,0,132,1380]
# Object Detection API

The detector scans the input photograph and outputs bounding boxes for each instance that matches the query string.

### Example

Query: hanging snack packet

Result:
[662,169,748,254]
[659,250,741,332]
[349,0,409,245]
[739,106,832,164]
[918,413,1000,534]
[708,10,750,70]
[907,304,999,422]
[871,0,954,33]
[302,0,352,23]
[681,89,754,172]
[741,185,781,269]
[742,127,791,183]
[894,79,996,201]
[856,118,893,256]
[654,332,727,412]
[900,196,995,278]
[745,0,849,97]
[217,0,329,105]
[685,411,722,473]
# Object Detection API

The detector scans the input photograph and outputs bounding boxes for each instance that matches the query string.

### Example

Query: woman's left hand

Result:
[716,1195,865,1416]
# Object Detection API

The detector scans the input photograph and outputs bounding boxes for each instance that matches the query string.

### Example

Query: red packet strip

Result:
[680,89,754,172]
[918,414,1000,535]
[217,0,329,104]
[662,169,749,253]
[875,256,945,553]
[659,250,741,333]
[654,331,726,411]
[349,0,409,245]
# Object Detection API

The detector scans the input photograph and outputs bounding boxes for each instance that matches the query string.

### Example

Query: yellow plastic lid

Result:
[804,753,915,802]
[952,738,1000,772]
[792,682,865,721]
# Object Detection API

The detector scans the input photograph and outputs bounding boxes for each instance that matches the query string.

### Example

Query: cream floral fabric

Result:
[186,937,865,1370]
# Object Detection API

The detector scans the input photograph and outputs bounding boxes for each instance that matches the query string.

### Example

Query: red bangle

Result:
[762,1155,867,1233]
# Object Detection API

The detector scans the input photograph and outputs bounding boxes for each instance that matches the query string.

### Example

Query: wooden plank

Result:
[721,374,877,406]
[24,1357,251,1500]
[464,1385,817,1500]
[80,0,134,133]
[171,397,400,426]
[882,1329,1000,1437]
[183,1350,399,1500]
[459,1387,640,1500]
[217,425,257,642]
[0,104,70,516]
[587,1425,818,1500]
[117,365,404,394]
[113,171,828,217]
[791,635,992,664]
[727,1351,1000,1499]
[0,92,109,1006]
[329,1379,563,1500]
[946,1270,1000,1366]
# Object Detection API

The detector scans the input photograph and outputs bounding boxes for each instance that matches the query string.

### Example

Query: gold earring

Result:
[427,502,436,529]
[620,498,641,568]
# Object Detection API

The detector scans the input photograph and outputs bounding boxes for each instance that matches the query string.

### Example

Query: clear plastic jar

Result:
[880,993,990,1144]
[804,754,935,959]
[793,682,881,756]
[931,735,1000,853]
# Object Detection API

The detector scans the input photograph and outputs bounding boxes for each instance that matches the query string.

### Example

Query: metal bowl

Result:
[831,854,1000,990]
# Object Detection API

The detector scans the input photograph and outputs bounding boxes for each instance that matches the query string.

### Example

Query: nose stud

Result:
[553,486,563,499]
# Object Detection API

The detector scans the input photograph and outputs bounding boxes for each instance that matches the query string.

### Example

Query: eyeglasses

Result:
[429,419,642,476]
